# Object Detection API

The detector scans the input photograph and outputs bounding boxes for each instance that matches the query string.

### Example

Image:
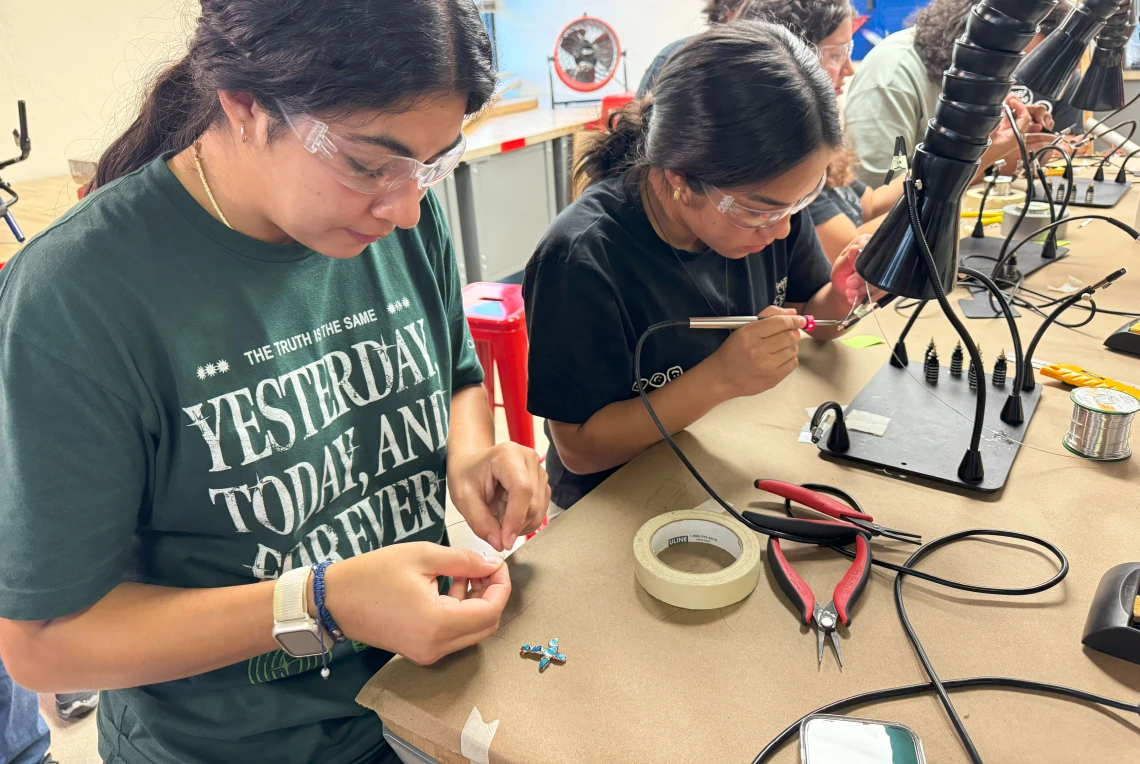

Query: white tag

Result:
[1047,276,1082,294]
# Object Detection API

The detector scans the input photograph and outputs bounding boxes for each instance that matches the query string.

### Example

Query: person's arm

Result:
[0,543,510,693]
[861,178,904,220]
[446,384,549,551]
[548,306,805,475]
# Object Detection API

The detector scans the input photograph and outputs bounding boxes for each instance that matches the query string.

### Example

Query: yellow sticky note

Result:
[839,335,886,349]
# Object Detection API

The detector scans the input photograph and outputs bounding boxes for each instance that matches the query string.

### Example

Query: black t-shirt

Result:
[807,179,869,227]
[523,174,832,508]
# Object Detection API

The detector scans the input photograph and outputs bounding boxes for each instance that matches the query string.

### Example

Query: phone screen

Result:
[800,715,925,764]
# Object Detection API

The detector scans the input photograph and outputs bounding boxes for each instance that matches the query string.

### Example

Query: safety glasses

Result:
[277,104,466,196]
[816,40,854,70]
[703,172,827,229]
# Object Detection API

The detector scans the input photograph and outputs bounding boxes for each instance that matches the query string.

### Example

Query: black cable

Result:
[628,302,1137,764]
[1017,284,1140,316]
[958,267,1026,394]
[1080,93,1140,145]
[994,103,1035,281]
[896,299,926,344]
[1022,285,1114,391]
[992,214,1140,278]
[1115,147,1140,182]
[1033,146,1074,254]
[634,321,861,547]
[903,179,986,466]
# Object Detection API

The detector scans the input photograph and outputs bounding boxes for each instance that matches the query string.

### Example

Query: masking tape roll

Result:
[633,509,761,610]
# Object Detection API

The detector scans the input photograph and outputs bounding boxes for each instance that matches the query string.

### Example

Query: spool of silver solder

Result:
[1062,388,1139,461]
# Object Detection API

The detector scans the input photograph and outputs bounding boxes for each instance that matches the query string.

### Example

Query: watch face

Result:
[274,626,326,658]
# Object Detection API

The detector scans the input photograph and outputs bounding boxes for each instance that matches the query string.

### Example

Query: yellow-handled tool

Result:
[1039,363,1140,400]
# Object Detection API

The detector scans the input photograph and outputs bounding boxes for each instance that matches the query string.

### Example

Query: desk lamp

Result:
[854,0,1131,485]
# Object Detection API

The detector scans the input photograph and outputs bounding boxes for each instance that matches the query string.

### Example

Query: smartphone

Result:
[800,714,926,764]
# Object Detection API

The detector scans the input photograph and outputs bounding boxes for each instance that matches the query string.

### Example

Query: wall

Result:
[0,0,190,182]
[493,0,707,102]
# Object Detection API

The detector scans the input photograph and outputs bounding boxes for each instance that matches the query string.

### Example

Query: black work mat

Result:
[958,235,1069,278]
[816,361,1043,494]
[1033,178,1132,209]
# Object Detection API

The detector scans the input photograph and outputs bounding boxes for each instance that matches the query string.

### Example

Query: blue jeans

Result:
[0,654,49,764]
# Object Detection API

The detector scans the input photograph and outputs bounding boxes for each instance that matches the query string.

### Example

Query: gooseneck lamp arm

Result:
[1022,269,1128,391]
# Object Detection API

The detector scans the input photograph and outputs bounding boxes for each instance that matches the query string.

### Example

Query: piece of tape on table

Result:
[1048,275,1082,294]
[461,707,499,764]
[800,406,891,442]
[838,334,886,349]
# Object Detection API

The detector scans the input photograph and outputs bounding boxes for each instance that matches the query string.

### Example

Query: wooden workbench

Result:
[359,179,1140,763]
[0,175,81,264]
[461,106,598,163]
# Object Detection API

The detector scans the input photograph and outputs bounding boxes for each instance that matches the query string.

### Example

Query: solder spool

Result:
[1062,388,1139,461]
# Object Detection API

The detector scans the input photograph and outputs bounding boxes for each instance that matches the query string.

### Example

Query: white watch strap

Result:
[274,566,312,622]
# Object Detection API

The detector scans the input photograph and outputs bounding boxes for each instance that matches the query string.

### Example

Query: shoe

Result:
[42,754,59,764]
[55,691,99,721]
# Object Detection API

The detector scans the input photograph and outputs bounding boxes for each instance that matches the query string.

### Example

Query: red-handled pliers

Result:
[753,480,879,668]
[755,479,921,545]
[766,533,871,668]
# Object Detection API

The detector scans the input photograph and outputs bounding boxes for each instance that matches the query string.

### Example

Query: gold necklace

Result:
[192,141,233,229]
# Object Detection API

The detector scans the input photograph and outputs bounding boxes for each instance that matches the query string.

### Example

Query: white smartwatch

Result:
[272,566,333,657]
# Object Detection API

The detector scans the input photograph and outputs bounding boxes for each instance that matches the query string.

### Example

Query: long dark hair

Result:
[739,0,855,45]
[91,0,495,190]
[576,21,843,194]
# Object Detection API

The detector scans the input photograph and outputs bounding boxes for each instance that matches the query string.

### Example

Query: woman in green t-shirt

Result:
[0,1,548,762]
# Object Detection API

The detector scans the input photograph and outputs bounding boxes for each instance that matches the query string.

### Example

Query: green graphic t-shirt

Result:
[0,156,482,763]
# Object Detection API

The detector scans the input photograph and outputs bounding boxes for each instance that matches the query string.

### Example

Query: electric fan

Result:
[548,14,628,107]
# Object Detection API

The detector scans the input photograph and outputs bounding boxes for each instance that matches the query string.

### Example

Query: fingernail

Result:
[488,533,501,551]
[482,553,503,565]
[504,533,517,549]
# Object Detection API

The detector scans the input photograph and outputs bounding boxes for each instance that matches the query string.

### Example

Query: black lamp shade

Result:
[1015,30,1097,99]
[1072,57,1126,110]
[855,147,978,301]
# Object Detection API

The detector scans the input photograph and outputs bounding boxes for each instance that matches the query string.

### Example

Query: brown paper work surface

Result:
[360,181,1140,763]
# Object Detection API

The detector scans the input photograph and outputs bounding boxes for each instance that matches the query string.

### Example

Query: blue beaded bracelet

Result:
[312,561,346,643]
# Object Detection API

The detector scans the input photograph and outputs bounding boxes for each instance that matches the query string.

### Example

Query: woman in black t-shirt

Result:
[524,21,881,511]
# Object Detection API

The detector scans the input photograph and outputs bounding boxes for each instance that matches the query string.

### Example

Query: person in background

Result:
[0,1,548,762]
[1,655,55,764]
[641,1,901,263]
[845,0,1067,187]
[637,0,752,97]
[526,22,881,514]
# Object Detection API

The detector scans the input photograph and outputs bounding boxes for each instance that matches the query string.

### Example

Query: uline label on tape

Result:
[633,509,761,610]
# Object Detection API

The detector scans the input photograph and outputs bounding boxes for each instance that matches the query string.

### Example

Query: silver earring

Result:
[240,123,247,143]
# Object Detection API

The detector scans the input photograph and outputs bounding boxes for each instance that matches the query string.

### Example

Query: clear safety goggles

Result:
[703,172,827,229]
[816,40,854,70]
[278,104,466,195]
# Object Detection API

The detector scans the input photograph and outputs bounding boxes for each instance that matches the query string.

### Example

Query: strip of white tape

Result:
[461,706,499,764]
[801,406,891,440]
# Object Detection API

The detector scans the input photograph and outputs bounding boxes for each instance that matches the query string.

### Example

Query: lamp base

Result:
[1033,178,1132,209]
[815,360,1043,494]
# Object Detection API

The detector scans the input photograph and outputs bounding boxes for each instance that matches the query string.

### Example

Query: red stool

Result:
[583,92,636,131]
[462,282,548,540]
[462,282,534,449]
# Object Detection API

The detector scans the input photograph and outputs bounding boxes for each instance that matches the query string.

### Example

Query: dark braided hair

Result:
[739,0,856,45]
[91,0,495,190]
